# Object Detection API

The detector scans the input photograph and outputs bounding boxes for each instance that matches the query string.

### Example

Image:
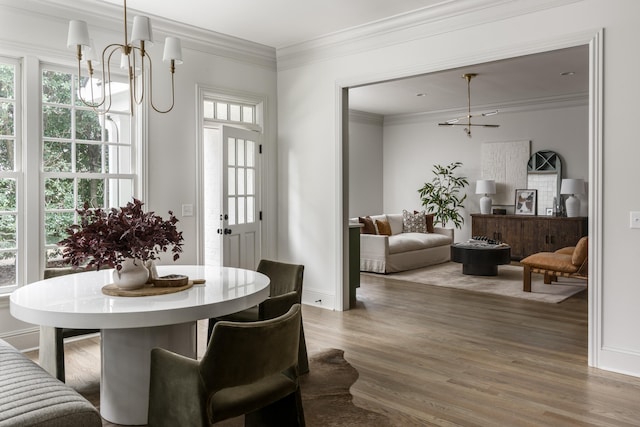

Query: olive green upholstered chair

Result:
[148,304,305,427]
[43,267,99,382]
[207,259,309,374]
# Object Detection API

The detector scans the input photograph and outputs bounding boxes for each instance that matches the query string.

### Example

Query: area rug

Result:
[215,348,391,427]
[365,262,587,303]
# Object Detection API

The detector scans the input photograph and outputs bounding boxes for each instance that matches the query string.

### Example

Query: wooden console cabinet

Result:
[471,214,587,260]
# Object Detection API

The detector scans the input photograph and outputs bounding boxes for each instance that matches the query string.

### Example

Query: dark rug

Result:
[217,348,392,426]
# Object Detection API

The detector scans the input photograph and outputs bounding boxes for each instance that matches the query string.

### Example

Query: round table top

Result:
[10,265,270,329]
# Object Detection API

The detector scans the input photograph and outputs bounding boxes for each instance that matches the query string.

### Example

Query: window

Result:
[41,66,134,268]
[0,59,18,290]
[204,99,256,125]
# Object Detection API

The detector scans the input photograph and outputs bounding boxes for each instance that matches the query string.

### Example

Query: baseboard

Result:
[302,289,335,311]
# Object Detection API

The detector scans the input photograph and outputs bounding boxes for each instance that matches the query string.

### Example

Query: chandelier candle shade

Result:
[476,179,496,215]
[561,178,585,217]
[67,0,183,115]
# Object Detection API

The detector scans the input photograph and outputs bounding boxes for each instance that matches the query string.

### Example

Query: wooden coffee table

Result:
[450,243,511,276]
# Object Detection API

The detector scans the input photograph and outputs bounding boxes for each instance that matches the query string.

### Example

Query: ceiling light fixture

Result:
[67,0,183,115]
[438,73,499,138]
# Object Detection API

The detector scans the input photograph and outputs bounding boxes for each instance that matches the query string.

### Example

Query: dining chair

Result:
[148,304,305,427]
[42,267,99,382]
[207,259,309,374]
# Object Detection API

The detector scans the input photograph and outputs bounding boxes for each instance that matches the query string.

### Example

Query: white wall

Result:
[381,104,588,242]
[348,110,384,217]
[277,0,640,377]
[0,0,278,348]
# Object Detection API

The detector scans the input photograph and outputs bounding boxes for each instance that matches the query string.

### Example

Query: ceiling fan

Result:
[438,73,499,138]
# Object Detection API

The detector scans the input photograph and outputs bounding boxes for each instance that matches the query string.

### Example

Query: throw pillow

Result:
[358,216,376,234]
[414,210,435,233]
[402,209,427,233]
[376,219,392,236]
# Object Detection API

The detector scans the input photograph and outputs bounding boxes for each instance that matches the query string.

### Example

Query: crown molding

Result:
[383,92,588,126]
[277,0,582,70]
[3,0,276,70]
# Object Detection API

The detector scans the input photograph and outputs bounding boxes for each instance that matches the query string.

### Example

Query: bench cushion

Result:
[0,339,102,427]
[520,252,578,274]
[388,232,451,254]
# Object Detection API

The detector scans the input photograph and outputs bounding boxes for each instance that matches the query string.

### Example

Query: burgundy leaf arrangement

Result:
[59,198,184,271]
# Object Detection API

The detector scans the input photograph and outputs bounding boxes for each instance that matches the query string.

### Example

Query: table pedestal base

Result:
[101,322,196,425]
[462,263,498,276]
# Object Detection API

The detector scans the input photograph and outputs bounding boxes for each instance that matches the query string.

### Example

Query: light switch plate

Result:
[182,204,193,217]
[630,211,640,229]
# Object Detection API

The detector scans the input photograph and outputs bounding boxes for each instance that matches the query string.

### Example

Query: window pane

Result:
[230,104,240,122]
[228,167,236,195]
[42,70,71,104]
[46,247,65,268]
[238,197,245,224]
[78,178,105,208]
[105,145,132,174]
[238,168,245,195]
[0,102,14,136]
[242,106,254,123]
[76,143,103,172]
[227,137,236,166]
[228,197,236,225]
[247,169,254,195]
[43,106,71,138]
[0,179,16,210]
[44,212,74,245]
[246,140,255,167]
[247,196,254,223]
[109,178,134,207]
[237,139,245,166]
[43,141,72,172]
[45,178,74,209]
[0,64,14,99]
[204,100,214,118]
[0,252,16,287]
[0,214,16,248]
[75,109,102,141]
[0,139,15,171]
[216,102,228,120]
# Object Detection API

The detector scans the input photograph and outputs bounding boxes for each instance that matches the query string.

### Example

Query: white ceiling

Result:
[96,0,588,116]
[102,0,444,49]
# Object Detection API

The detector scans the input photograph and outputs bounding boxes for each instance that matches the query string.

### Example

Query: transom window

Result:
[204,99,256,125]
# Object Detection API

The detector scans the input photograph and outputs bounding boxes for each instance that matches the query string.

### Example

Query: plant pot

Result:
[113,258,149,290]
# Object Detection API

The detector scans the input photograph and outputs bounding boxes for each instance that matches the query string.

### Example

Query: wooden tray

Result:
[102,280,205,297]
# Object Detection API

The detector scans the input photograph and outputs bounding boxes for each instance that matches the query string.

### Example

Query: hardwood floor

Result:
[28,272,640,426]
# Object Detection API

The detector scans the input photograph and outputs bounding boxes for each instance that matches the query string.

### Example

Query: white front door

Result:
[220,126,261,269]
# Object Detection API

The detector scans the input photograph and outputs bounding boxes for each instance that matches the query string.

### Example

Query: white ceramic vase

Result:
[113,258,149,290]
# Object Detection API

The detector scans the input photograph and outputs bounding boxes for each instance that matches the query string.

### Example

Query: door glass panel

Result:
[238,197,245,224]
[227,137,236,166]
[228,197,236,225]
[228,167,236,195]
[237,139,245,166]
[246,169,254,195]
[238,168,245,195]
[247,196,254,223]
[246,140,255,167]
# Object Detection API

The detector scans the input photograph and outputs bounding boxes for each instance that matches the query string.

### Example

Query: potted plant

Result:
[59,198,184,289]
[417,161,469,229]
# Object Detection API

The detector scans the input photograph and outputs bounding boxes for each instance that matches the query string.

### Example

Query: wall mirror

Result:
[527,150,562,215]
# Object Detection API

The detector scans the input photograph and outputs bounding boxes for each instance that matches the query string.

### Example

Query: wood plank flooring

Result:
[27,272,640,426]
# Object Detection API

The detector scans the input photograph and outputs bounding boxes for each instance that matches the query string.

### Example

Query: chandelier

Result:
[66,0,182,115]
[438,73,499,138]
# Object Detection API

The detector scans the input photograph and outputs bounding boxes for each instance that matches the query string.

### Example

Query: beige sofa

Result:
[355,213,453,273]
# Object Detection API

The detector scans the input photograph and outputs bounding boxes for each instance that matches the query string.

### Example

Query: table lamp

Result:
[561,178,585,217]
[476,180,496,215]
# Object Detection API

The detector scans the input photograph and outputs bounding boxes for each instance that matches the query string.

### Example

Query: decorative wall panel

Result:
[481,141,530,206]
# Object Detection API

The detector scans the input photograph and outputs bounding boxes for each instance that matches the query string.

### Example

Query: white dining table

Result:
[10,265,270,426]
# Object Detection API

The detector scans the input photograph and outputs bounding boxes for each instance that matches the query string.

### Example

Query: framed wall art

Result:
[514,189,537,215]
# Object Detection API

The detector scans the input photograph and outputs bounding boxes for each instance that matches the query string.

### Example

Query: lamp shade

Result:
[67,20,91,48]
[560,179,585,195]
[163,37,183,64]
[131,16,154,44]
[476,180,496,195]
